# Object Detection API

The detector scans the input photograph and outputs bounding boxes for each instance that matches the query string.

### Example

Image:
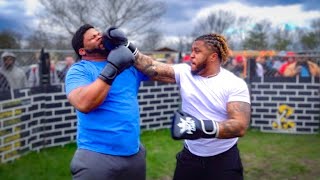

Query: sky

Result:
[0,0,319,41]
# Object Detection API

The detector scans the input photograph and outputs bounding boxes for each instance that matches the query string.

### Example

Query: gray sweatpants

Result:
[70,145,146,180]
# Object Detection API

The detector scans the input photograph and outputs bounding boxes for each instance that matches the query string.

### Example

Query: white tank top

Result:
[173,63,251,157]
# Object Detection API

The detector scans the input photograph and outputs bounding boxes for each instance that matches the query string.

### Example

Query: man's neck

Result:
[82,54,107,61]
[199,63,221,78]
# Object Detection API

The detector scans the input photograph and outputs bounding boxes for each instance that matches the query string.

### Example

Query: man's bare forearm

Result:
[217,101,251,138]
[134,53,176,83]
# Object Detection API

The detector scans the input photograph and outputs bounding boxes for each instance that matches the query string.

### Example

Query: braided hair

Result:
[195,33,230,64]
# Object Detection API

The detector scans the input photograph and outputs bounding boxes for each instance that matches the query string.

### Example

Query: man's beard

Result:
[85,48,108,56]
[4,63,14,70]
[191,61,206,75]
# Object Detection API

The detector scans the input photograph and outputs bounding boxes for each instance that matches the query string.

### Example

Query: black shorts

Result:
[173,144,243,180]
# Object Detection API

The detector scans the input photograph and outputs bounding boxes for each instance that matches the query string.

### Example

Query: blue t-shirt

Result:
[65,60,148,156]
[300,66,310,77]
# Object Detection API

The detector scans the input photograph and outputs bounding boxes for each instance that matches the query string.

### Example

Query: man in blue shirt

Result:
[66,24,148,180]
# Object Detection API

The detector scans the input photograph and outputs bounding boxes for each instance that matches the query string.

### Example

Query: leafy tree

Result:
[0,30,21,49]
[272,28,292,50]
[300,32,318,50]
[310,18,320,49]
[242,20,270,50]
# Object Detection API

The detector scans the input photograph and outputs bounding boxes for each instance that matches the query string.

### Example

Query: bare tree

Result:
[192,10,235,36]
[139,28,163,51]
[38,0,166,39]
[191,10,250,50]
[25,29,70,49]
[175,35,193,53]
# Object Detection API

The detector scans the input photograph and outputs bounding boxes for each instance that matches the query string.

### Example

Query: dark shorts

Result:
[173,144,243,180]
[70,145,146,180]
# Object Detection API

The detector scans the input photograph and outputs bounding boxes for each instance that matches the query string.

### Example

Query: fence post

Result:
[39,48,51,86]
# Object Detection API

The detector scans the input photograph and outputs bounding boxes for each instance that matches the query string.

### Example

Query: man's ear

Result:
[210,52,218,62]
[79,48,86,56]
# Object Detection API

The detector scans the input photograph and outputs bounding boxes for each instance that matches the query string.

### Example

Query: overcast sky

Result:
[0,0,319,39]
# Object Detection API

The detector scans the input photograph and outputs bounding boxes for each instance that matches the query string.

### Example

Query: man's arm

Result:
[68,79,110,113]
[217,101,251,138]
[68,46,134,113]
[134,53,176,83]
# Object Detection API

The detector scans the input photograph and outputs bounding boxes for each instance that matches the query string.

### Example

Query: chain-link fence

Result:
[0,49,181,91]
[0,49,77,91]
[0,49,319,92]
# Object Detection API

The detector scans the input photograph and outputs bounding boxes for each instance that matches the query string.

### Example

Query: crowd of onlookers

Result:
[217,51,320,79]
[1,50,319,92]
[0,51,75,92]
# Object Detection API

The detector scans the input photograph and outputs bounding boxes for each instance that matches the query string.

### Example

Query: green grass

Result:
[0,129,319,180]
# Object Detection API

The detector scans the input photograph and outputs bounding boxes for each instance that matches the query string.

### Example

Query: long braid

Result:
[195,33,230,64]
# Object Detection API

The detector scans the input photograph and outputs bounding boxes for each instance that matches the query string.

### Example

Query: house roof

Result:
[154,47,178,52]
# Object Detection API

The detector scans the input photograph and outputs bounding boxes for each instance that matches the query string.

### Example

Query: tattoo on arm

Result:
[218,101,251,138]
[143,64,158,77]
[135,53,175,83]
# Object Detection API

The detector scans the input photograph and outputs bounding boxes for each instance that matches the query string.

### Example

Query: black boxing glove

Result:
[98,46,134,85]
[103,27,138,56]
[171,110,219,140]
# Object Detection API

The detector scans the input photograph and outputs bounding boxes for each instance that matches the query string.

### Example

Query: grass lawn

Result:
[0,129,319,180]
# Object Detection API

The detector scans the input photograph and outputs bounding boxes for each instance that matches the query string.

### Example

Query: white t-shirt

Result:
[173,63,251,157]
[256,63,264,77]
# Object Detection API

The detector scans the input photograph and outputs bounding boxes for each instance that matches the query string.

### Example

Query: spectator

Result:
[255,56,264,77]
[50,60,59,84]
[223,56,235,71]
[284,56,320,77]
[246,56,262,78]
[231,55,246,78]
[0,51,27,89]
[278,51,296,76]
[182,53,191,64]
[0,71,10,92]
[57,56,75,82]
[27,52,60,87]
[256,55,279,77]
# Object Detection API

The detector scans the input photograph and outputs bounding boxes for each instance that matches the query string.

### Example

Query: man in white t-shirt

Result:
[134,33,251,180]
[103,29,251,180]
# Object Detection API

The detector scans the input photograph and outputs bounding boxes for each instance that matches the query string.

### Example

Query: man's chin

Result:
[99,44,105,49]
[191,69,199,75]
[85,49,108,56]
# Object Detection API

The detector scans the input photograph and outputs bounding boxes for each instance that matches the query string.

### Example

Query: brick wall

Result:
[0,82,180,163]
[250,77,320,134]
[1,77,319,163]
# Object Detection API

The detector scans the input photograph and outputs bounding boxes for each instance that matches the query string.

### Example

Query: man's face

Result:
[296,57,308,65]
[287,57,295,63]
[3,56,15,69]
[256,56,265,64]
[81,28,107,56]
[190,40,215,75]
